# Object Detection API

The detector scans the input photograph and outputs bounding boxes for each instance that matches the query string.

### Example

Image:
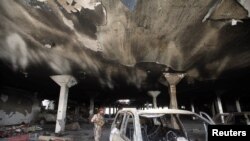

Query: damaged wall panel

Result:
[0,88,41,126]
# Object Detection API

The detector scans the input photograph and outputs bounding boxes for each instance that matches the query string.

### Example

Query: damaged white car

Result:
[110,108,214,141]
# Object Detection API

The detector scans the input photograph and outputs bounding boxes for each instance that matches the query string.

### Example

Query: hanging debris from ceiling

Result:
[57,0,102,13]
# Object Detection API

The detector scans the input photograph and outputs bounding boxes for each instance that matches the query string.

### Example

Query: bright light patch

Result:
[117,99,130,104]
[42,99,55,110]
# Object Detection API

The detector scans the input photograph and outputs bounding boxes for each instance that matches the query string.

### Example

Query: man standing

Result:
[91,107,105,141]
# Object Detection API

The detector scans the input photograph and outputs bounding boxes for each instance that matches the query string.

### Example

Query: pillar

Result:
[215,96,224,123]
[51,75,77,133]
[109,105,111,118]
[211,102,216,117]
[191,102,195,120]
[163,73,185,109]
[146,102,150,109]
[148,91,161,108]
[191,103,195,113]
[236,99,241,112]
[75,106,80,119]
[163,72,185,129]
[114,107,116,115]
[89,98,94,118]
[236,99,250,125]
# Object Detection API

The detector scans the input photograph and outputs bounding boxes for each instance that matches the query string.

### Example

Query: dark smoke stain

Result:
[80,4,106,26]
[211,19,250,70]
[1,0,250,89]
[178,22,207,57]
[22,1,73,33]
[74,11,97,39]
[217,19,250,55]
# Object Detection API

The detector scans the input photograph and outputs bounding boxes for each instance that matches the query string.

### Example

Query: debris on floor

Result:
[65,122,81,131]
[0,122,110,141]
[0,123,43,141]
[38,135,73,141]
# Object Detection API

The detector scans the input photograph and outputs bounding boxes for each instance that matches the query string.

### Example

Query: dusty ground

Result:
[65,123,110,141]
[41,123,111,141]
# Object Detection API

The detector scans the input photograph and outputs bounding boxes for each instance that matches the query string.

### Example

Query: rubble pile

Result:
[0,123,42,141]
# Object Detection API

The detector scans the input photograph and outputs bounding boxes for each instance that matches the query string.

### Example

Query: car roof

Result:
[119,108,214,124]
[121,108,195,115]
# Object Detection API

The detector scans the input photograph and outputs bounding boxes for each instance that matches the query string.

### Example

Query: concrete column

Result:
[191,103,195,113]
[114,107,116,114]
[146,102,150,109]
[109,105,111,118]
[89,98,94,118]
[236,99,242,112]
[211,102,216,117]
[51,75,77,133]
[169,85,177,109]
[236,99,250,125]
[215,96,224,123]
[148,91,161,108]
[163,73,185,109]
[75,106,80,119]
[163,73,184,129]
[148,91,161,125]
[191,102,196,120]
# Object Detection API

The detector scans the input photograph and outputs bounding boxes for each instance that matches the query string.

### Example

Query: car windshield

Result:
[139,113,209,141]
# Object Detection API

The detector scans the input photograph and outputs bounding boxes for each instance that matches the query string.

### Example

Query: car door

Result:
[121,112,135,141]
[110,112,126,141]
[178,114,211,141]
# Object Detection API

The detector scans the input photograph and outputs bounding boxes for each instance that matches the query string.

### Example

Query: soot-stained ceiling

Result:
[0,0,250,103]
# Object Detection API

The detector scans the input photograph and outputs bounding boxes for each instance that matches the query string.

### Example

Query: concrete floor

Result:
[42,123,111,141]
[65,123,110,141]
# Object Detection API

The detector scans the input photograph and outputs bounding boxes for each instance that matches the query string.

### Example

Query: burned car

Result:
[110,108,214,141]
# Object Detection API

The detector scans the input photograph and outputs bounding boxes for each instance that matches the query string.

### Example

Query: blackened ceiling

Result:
[0,0,250,104]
